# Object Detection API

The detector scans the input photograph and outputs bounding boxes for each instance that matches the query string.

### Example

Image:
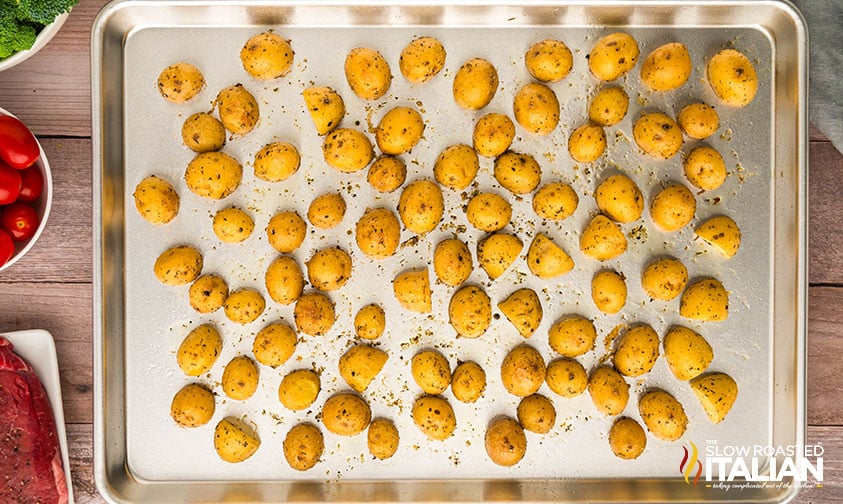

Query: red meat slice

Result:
[0,336,68,504]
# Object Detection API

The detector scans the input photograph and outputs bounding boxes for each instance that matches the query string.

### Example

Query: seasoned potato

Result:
[434,144,479,190]
[608,417,647,460]
[157,62,205,103]
[587,366,629,416]
[411,349,452,395]
[367,418,400,460]
[322,128,374,173]
[133,175,179,224]
[663,325,713,381]
[494,151,542,194]
[545,357,588,398]
[376,106,425,155]
[306,247,352,291]
[400,36,446,83]
[695,215,741,258]
[307,193,346,229]
[278,369,321,410]
[638,389,688,441]
[533,182,578,221]
[177,324,222,376]
[477,232,523,280]
[189,273,228,313]
[640,42,692,91]
[473,113,515,158]
[222,355,259,400]
[588,87,629,127]
[345,47,392,100]
[214,418,260,463]
[684,146,727,191]
[633,112,683,159]
[356,207,401,259]
[283,423,324,471]
[433,238,473,287]
[253,322,298,368]
[466,192,512,232]
[453,57,498,110]
[679,278,729,322]
[513,83,560,135]
[302,86,345,135]
[707,48,758,108]
[398,180,444,234]
[266,211,307,253]
[641,257,688,301]
[500,344,546,397]
[154,245,203,286]
[525,39,573,82]
[568,123,607,163]
[254,142,300,183]
[678,102,719,139]
[690,372,739,424]
[215,84,259,135]
[485,417,526,467]
[393,268,432,313]
[650,184,696,232]
[449,285,492,338]
[591,269,627,314]
[367,155,407,193]
[580,214,628,261]
[240,31,294,80]
[265,255,304,305]
[595,174,644,223]
[354,304,386,340]
[339,344,388,393]
[613,324,660,377]
[588,32,639,81]
[184,151,243,200]
[517,394,556,434]
[451,361,486,403]
[294,291,336,335]
[322,393,372,436]
[548,316,597,358]
[181,112,226,153]
[170,383,215,428]
[412,395,456,441]
[223,288,265,325]
[498,288,542,338]
[526,233,574,279]
[213,207,254,243]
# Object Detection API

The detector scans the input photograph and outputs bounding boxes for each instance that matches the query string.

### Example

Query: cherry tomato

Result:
[17,166,43,203]
[0,229,13,266]
[0,115,40,169]
[0,162,21,205]
[1,202,39,242]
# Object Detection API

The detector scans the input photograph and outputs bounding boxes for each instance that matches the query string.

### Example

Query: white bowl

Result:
[0,12,70,72]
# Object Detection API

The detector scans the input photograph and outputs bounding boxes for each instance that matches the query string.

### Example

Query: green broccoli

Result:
[14,0,79,26]
[0,0,78,59]
[0,9,36,59]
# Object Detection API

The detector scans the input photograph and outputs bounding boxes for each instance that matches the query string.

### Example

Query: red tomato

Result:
[0,229,13,266]
[0,115,40,170]
[0,162,21,205]
[17,166,43,203]
[1,202,39,242]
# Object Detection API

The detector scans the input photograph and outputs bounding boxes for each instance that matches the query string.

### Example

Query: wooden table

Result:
[0,1,840,502]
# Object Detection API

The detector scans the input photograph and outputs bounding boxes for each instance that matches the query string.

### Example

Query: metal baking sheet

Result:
[92,1,807,502]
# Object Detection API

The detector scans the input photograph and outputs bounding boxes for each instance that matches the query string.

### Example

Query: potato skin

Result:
[354,303,386,340]
[367,155,407,193]
[477,232,523,280]
[545,357,588,398]
[650,184,696,232]
[473,113,515,158]
[302,86,345,135]
[451,361,486,403]
[679,277,729,322]
[513,82,560,135]
[278,369,321,411]
[411,349,452,395]
[695,215,742,258]
[215,84,259,135]
[294,291,336,335]
[640,42,692,91]
[485,417,526,467]
[154,245,203,286]
[707,48,758,108]
[517,393,556,434]
[613,324,660,377]
[678,103,719,139]
[641,257,688,301]
[595,174,644,223]
[265,255,304,305]
[213,207,254,243]
[638,389,688,441]
[525,39,573,82]
[580,214,628,261]
[283,423,324,471]
[376,106,425,155]
[690,372,738,424]
[177,323,222,376]
[345,47,392,100]
[494,151,542,194]
[398,180,444,235]
[181,112,226,153]
[399,36,446,84]
[526,233,574,279]
[240,31,294,80]
[608,417,647,460]
[591,269,627,315]
[663,325,713,381]
[306,246,352,291]
[434,144,479,190]
[684,146,727,191]
[223,288,265,325]
[587,366,629,416]
[322,128,374,173]
[498,288,543,338]
[588,87,629,127]
[393,268,431,313]
[533,182,578,221]
[588,32,639,81]
[433,238,473,287]
[184,151,243,200]
[448,285,492,338]
[339,344,388,393]
[412,395,456,441]
[367,418,400,460]
[548,315,597,358]
[157,62,205,103]
[466,192,512,232]
[568,123,607,163]
[356,207,401,259]
[321,393,372,436]
[633,112,683,159]
[189,274,228,313]
[266,211,307,253]
[500,344,546,397]
[222,355,260,400]
[253,322,298,368]
[453,58,498,110]
[134,175,179,224]
[254,142,300,183]
[170,383,215,428]
[307,193,346,229]
[214,418,260,463]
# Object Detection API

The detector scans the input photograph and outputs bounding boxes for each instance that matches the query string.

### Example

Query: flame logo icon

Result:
[679,442,703,486]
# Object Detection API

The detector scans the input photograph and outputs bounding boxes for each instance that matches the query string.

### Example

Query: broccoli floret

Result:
[14,0,79,26]
[0,10,37,59]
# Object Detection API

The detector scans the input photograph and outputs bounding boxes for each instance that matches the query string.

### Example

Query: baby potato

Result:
[306,247,352,291]
[525,38,573,82]
[494,151,542,194]
[663,325,713,381]
[177,324,222,376]
[690,372,738,424]
[513,82,560,135]
[213,207,254,243]
[189,273,228,313]
[568,123,607,163]
[498,288,542,338]
[608,417,647,460]
[254,141,300,183]
[400,36,446,84]
[633,112,683,159]
[307,193,346,229]
[265,255,304,305]
[580,214,628,261]
[684,146,727,191]
[223,288,265,325]
[214,418,260,463]
[215,84,259,135]
[266,211,307,253]
[393,268,432,313]
[679,278,729,322]
[500,344,546,397]
[588,87,629,127]
[283,423,324,471]
[253,322,298,368]
[449,285,492,338]
[433,238,473,287]
[517,394,556,434]
[412,395,456,441]
[466,192,512,232]
[170,383,215,428]
[695,215,741,258]
[477,232,523,280]
[473,113,515,158]
[322,393,372,436]
[356,207,401,259]
[376,106,425,155]
[302,86,345,135]
[240,31,294,80]
[434,144,480,190]
[678,102,719,139]
[595,174,644,223]
[278,369,321,411]
[222,355,259,400]
[638,389,688,441]
[452,57,499,110]
[651,184,696,232]
[184,151,243,200]
[707,48,758,108]
[613,324,660,377]
[367,155,407,193]
[533,181,578,221]
[157,62,205,103]
[354,304,386,340]
[339,344,388,393]
[640,42,692,91]
[451,361,487,403]
[368,418,400,460]
[587,366,629,416]
[485,417,526,467]
[322,128,374,173]
[154,245,203,286]
[181,112,226,153]
[545,357,588,398]
[294,291,336,335]
[412,349,452,395]
[345,47,392,101]
[548,316,597,358]
[526,233,574,279]
[133,175,179,224]
[591,269,627,315]
[641,257,689,301]
[398,179,444,235]
[588,32,639,81]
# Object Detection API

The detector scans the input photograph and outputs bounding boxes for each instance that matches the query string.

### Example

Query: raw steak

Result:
[0,336,68,504]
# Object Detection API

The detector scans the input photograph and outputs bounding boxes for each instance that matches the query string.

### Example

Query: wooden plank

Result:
[809,141,843,285]
[808,286,843,426]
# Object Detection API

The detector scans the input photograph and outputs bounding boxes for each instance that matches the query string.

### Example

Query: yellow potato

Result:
[393,268,432,313]
[500,344,546,397]
[588,32,639,81]
[580,214,628,261]
[650,184,696,232]
[215,84,259,135]
[641,257,688,301]
[684,146,727,191]
[587,366,629,416]
[707,48,758,108]
[513,82,560,135]
[188,274,228,313]
[367,418,400,460]
[690,372,739,424]
[177,323,222,376]
[157,62,205,103]
[133,175,179,225]
[322,128,374,173]
[466,192,512,232]
[356,207,401,259]
[170,383,215,428]
[354,304,386,340]
[223,288,265,325]
[184,151,242,200]
[412,395,456,441]
[154,245,203,286]
[526,233,574,279]
[339,344,388,393]
[253,142,300,183]
[517,393,556,434]
[633,112,683,159]
[548,315,597,358]
[473,113,515,158]
[367,155,407,193]
[638,389,688,441]
[595,174,644,223]
[608,417,647,460]
[278,369,321,411]
[212,207,254,243]
[214,417,260,463]
[294,291,336,335]
[494,151,542,194]
[306,247,352,291]
[677,102,720,139]
[498,288,542,338]
[613,324,660,377]
[411,349,452,395]
[266,211,307,253]
[399,36,446,84]
[477,232,523,280]
[640,42,692,91]
[451,361,486,403]
[434,144,479,190]
[307,193,346,229]
[695,215,741,258]
[433,238,473,287]
[568,123,607,163]
[525,39,573,82]
[533,181,578,221]
[376,106,425,155]
[283,423,324,471]
[222,355,259,400]
[449,285,492,338]
[588,87,629,127]
[252,322,298,368]
[679,277,729,322]
[181,112,226,153]
[345,47,392,100]
[302,86,345,135]
[240,31,294,80]
[398,180,444,234]
[591,269,627,315]
[663,325,713,381]
[485,417,526,467]
[265,255,304,305]
[453,58,499,110]
[545,357,588,398]
[321,393,371,436]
